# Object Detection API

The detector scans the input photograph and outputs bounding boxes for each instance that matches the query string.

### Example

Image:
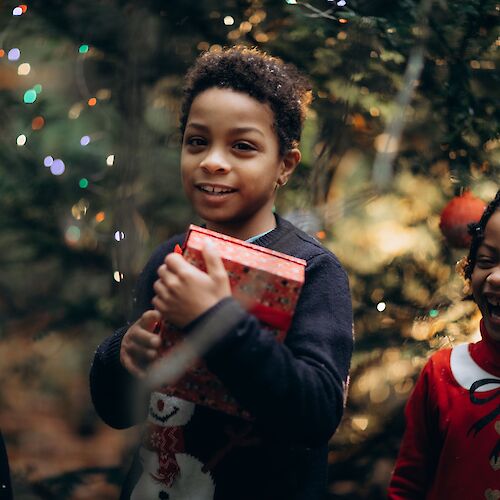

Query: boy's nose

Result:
[486,266,500,287]
[199,150,231,174]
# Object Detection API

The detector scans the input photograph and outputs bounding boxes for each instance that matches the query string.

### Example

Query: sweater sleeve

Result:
[388,358,442,499]
[89,237,183,429]
[201,250,353,446]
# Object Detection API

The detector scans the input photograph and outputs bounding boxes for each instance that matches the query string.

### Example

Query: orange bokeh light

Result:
[31,116,45,130]
[95,211,106,223]
[20,4,28,13]
[0,49,5,58]
[88,97,97,106]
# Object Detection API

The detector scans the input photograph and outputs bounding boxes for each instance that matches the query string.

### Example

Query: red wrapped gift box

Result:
[158,225,306,419]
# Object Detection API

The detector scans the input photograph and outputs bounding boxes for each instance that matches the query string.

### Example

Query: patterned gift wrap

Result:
[158,225,306,419]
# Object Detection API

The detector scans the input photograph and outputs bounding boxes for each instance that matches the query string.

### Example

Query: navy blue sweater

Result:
[0,431,12,500]
[90,215,353,500]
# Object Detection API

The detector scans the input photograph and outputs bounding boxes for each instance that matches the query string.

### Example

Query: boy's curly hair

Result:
[464,189,500,280]
[179,46,313,156]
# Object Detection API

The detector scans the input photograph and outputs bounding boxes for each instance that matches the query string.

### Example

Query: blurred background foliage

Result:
[0,0,498,498]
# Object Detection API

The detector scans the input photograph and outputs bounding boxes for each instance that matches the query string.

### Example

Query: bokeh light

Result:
[79,44,89,54]
[43,156,54,167]
[31,116,45,130]
[95,211,105,223]
[106,154,115,166]
[113,271,124,282]
[88,97,97,106]
[12,5,27,16]
[23,89,37,103]
[16,134,27,146]
[79,178,89,188]
[68,102,84,119]
[65,226,81,244]
[114,231,125,241]
[50,159,65,176]
[33,84,42,94]
[223,16,235,26]
[80,135,91,146]
[377,302,387,312]
[8,48,20,61]
[17,63,31,75]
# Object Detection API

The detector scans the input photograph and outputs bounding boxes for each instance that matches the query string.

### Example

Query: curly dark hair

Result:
[179,46,312,156]
[464,189,500,279]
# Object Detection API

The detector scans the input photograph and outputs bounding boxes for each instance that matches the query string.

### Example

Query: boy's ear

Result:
[278,148,301,187]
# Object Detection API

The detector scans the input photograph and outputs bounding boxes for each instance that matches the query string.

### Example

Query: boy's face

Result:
[181,87,299,240]
[471,209,500,341]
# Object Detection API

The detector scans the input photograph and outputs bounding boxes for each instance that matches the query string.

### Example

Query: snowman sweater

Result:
[90,214,354,500]
[388,320,500,499]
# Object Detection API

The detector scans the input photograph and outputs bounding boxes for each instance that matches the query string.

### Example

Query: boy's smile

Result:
[471,210,500,340]
[181,87,299,241]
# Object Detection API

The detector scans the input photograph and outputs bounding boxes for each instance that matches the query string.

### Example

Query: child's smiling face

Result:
[180,87,299,241]
[471,209,500,340]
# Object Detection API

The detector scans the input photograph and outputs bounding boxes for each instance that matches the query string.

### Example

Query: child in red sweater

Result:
[388,189,500,499]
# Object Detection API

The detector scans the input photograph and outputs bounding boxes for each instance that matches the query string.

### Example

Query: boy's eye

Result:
[186,137,206,147]
[233,142,256,151]
[476,257,496,268]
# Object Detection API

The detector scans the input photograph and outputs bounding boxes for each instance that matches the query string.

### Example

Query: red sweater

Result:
[389,321,500,499]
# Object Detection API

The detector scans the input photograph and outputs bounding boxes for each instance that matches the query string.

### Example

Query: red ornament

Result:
[439,191,486,248]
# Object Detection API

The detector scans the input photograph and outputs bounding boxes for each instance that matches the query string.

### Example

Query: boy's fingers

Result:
[140,309,162,331]
[121,351,146,379]
[202,242,226,280]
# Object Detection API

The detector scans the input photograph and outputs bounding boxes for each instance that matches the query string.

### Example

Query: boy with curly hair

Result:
[90,46,353,500]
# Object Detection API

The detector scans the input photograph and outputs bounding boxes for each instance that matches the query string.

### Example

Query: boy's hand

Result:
[120,309,162,378]
[152,242,231,328]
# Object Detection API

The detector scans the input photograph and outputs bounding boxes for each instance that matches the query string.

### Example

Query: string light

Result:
[16,134,27,146]
[79,178,89,188]
[80,135,91,146]
[376,302,387,312]
[33,84,42,94]
[106,154,115,166]
[429,309,439,318]
[0,50,5,58]
[88,97,97,106]
[12,6,23,16]
[114,230,125,241]
[79,44,89,54]
[43,156,54,167]
[223,16,235,25]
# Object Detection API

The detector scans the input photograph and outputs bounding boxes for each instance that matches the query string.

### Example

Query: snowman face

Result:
[132,449,215,500]
[147,392,195,427]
